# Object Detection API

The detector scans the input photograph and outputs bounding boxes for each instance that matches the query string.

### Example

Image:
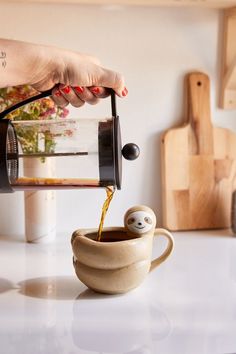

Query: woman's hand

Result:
[30,46,128,107]
[0,39,128,107]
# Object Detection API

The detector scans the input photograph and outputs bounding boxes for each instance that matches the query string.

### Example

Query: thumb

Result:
[98,67,126,97]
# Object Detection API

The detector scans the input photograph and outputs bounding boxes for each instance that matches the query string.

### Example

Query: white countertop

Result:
[0,229,236,354]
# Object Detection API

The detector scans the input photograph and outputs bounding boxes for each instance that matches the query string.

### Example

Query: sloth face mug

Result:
[71,205,174,295]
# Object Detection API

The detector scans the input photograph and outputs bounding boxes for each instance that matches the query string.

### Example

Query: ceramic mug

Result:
[71,206,174,294]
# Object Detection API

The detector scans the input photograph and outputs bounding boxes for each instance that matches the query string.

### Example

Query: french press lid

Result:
[0,88,139,192]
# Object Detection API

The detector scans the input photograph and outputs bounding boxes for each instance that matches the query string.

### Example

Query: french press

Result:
[0,89,139,193]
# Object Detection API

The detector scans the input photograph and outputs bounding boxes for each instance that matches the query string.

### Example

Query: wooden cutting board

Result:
[161,72,236,231]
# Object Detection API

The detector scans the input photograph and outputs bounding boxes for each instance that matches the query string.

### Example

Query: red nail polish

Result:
[54,90,62,97]
[74,86,84,93]
[62,86,70,94]
[91,87,100,94]
[122,87,128,97]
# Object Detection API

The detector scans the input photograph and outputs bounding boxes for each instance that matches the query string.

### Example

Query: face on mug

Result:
[125,210,155,235]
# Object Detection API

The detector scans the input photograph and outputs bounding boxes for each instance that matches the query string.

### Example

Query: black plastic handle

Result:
[0,87,118,120]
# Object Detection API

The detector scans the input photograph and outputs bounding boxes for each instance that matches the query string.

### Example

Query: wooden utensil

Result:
[161,72,236,230]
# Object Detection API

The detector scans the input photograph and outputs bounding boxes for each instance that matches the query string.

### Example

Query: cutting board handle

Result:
[187,72,213,155]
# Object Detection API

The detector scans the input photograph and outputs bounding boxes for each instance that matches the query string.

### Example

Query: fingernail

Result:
[122,87,128,97]
[91,87,100,94]
[74,86,84,93]
[54,90,62,97]
[62,86,71,94]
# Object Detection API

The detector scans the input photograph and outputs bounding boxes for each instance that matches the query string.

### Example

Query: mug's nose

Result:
[138,222,142,226]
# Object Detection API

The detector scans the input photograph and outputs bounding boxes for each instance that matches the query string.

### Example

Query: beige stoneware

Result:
[71,205,174,294]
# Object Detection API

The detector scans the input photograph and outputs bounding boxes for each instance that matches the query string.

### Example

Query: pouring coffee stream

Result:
[0,88,140,192]
[97,186,115,242]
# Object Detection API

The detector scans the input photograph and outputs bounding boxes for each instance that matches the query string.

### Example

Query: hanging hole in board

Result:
[197,81,202,86]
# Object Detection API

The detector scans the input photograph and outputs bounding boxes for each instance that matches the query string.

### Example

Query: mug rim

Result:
[72,227,147,246]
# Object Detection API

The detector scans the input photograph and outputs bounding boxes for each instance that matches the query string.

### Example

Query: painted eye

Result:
[144,216,152,224]
[127,217,135,225]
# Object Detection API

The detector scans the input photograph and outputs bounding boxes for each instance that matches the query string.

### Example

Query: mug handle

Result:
[150,228,174,272]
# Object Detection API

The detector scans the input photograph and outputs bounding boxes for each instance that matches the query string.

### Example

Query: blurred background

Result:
[0,1,235,238]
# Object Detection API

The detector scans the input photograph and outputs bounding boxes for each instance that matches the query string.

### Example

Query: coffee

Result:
[88,230,137,243]
[97,186,115,241]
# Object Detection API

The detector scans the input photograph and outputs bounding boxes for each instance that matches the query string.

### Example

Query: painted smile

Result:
[135,226,145,229]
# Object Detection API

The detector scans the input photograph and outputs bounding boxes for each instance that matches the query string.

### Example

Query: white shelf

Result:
[1,0,236,8]
[220,7,236,109]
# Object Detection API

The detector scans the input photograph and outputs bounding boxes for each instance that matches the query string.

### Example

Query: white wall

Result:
[0,2,236,238]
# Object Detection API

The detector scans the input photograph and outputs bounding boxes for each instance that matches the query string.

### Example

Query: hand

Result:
[0,39,128,108]
[28,46,128,108]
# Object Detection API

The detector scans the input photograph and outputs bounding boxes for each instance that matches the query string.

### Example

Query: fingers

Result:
[73,86,100,105]
[51,83,127,109]
[51,87,69,107]
[51,85,85,108]
[51,85,107,108]
[59,85,87,107]
[88,86,111,98]
[96,67,128,98]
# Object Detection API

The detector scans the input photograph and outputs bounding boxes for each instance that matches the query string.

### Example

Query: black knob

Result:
[122,143,140,161]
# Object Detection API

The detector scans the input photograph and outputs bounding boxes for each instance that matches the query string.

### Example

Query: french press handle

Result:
[0,87,118,120]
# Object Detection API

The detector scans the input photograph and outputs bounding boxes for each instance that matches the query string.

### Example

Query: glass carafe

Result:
[0,91,139,192]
